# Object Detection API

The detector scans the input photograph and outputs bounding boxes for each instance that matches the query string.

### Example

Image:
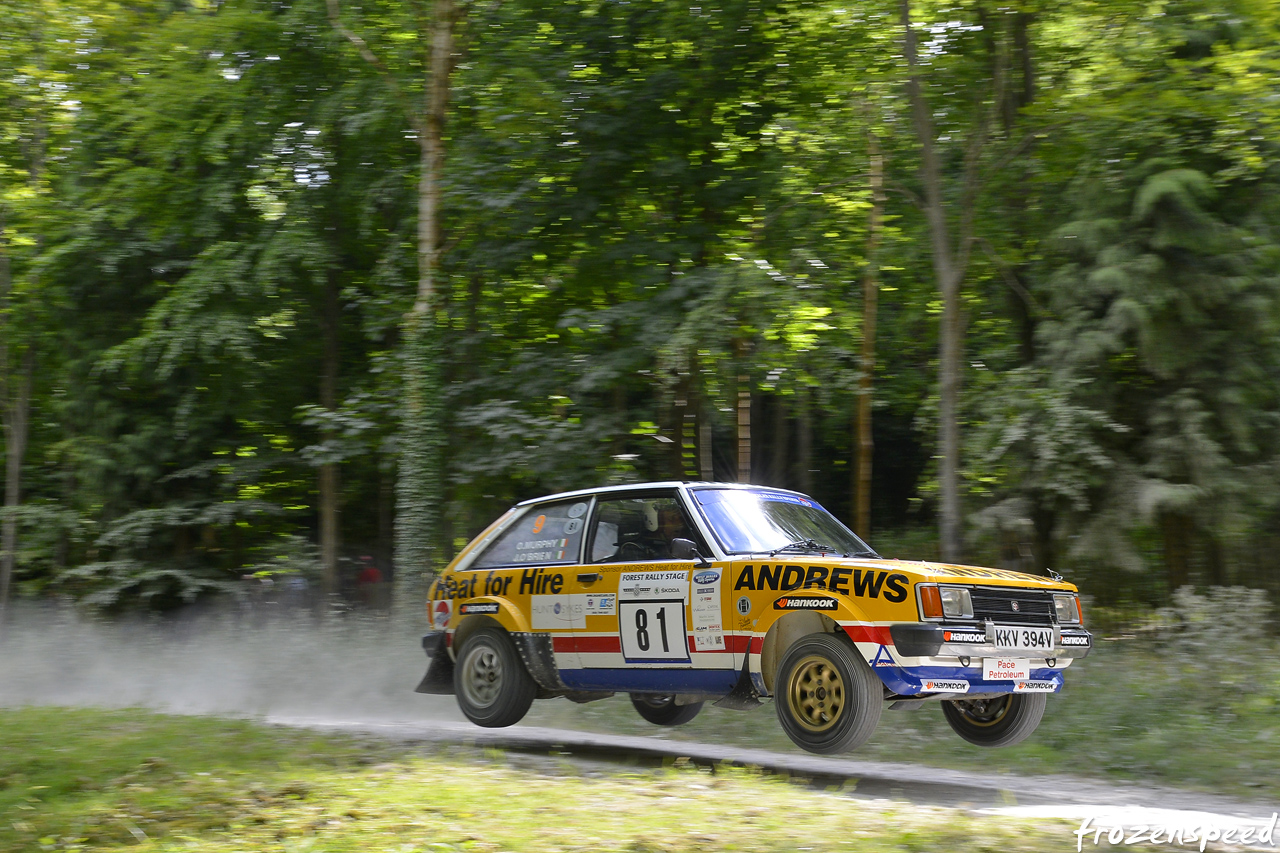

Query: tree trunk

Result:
[855,129,884,540]
[901,0,966,562]
[737,376,751,484]
[1205,531,1227,586]
[797,389,813,496]
[0,350,32,614]
[319,270,341,599]
[679,376,697,479]
[378,467,394,578]
[1032,504,1055,574]
[672,388,688,479]
[1161,511,1192,592]
[770,393,787,488]
[612,383,627,457]
[394,0,455,601]
[0,28,45,614]
[699,399,713,481]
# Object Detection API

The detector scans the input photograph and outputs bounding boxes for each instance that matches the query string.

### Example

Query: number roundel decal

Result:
[616,571,691,663]
[620,601,687,661]
[531,514,546,534]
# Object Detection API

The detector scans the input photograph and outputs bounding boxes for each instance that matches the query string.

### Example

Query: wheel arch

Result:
[451,601,529,659]
[760,612,834,696]
[757,599,877,695]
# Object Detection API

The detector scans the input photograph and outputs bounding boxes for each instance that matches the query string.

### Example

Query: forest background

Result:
[3,0,1280,618]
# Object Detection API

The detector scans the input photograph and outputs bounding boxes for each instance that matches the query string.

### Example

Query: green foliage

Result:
[1158,585,1274,669]
[3,0,1280,608]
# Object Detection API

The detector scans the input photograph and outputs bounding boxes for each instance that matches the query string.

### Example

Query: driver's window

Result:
[590,495,697,563]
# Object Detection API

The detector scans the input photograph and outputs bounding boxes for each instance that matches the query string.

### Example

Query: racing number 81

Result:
[620,601,690,662]
[634,607,669,652]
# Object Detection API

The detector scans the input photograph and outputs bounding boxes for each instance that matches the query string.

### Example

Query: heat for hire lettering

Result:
[734,564,909,602]
[439,567,563,600]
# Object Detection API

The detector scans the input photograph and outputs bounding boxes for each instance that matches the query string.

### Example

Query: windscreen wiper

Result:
[768,539,841,557]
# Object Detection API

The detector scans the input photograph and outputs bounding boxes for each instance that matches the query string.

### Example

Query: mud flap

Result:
[510,632,569,692]
[415,631,454,695]
[415,653,455,695]
[713,651,763,710]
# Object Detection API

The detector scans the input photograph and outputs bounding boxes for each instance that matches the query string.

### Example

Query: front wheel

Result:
[774,633,883,754]
[941,693,1047,747]
[630,694,703,726]
[453,627,537,728]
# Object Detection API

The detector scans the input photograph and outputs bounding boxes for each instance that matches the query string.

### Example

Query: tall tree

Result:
[900,0,975,561]
[855,127,884,538]
[0,0,70,612]
[328,0,456,593]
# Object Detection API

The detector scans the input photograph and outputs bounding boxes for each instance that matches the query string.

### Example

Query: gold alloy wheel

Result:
[950,696,1012,727]
[787,654,846,732]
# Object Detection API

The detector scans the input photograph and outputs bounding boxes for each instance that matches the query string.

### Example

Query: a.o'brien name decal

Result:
[734,565,908,602]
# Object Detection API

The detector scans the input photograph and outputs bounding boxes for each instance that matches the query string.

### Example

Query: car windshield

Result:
[690,488,876,556]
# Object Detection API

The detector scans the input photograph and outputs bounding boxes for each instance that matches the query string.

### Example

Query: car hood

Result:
[861,558,1075,591]
[741,555,1076,592]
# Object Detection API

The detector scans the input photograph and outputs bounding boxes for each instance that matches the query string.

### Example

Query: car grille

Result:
[970,587,1055,626]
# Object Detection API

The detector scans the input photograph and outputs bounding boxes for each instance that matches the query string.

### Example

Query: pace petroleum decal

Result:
[733,564,908,602]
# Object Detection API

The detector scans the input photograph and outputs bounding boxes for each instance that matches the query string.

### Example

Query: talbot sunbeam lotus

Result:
[416,482,1090,754]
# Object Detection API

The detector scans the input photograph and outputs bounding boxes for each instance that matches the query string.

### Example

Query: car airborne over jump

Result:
[416,482,1090,754]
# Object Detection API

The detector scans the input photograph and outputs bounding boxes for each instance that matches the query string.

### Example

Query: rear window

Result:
[469,499,590,569]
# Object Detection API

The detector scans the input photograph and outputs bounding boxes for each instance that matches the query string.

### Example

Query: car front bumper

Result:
[874,622,1093,697]
[890,622,1092,659]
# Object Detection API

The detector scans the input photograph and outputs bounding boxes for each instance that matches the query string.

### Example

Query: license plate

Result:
[992,625,1054,651]
[983,658,1029,680]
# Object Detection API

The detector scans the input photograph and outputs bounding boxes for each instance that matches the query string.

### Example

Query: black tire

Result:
[629,694,704,726]
[774,633,883,755]
[453,627,537,728]
[941,693,1047,747]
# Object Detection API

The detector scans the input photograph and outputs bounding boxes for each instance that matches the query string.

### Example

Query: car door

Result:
[562,491,737,694]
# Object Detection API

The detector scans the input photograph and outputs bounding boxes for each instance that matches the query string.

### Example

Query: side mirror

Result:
[671,538,711,568]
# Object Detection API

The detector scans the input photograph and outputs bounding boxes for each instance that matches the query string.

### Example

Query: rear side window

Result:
[469,499,590,569]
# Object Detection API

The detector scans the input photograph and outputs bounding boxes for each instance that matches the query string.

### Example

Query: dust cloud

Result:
[0,601,466,725]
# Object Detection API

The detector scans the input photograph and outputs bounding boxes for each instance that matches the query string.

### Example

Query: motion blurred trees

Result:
[2,0,1279,610]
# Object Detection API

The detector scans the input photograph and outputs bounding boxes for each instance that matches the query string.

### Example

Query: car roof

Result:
[512,481,813,508]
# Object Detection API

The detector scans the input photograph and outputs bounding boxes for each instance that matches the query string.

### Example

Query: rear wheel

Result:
[453,627,536,728]
[774,633,882,754]
[629,694,703,726]
[941,693,1047,747]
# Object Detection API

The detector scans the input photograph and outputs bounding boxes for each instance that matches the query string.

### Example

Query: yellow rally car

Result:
[417,482,1090,754]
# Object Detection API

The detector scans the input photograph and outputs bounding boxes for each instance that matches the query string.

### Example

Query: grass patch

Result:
[0,707,1082,853]
[523,638,1280,802]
